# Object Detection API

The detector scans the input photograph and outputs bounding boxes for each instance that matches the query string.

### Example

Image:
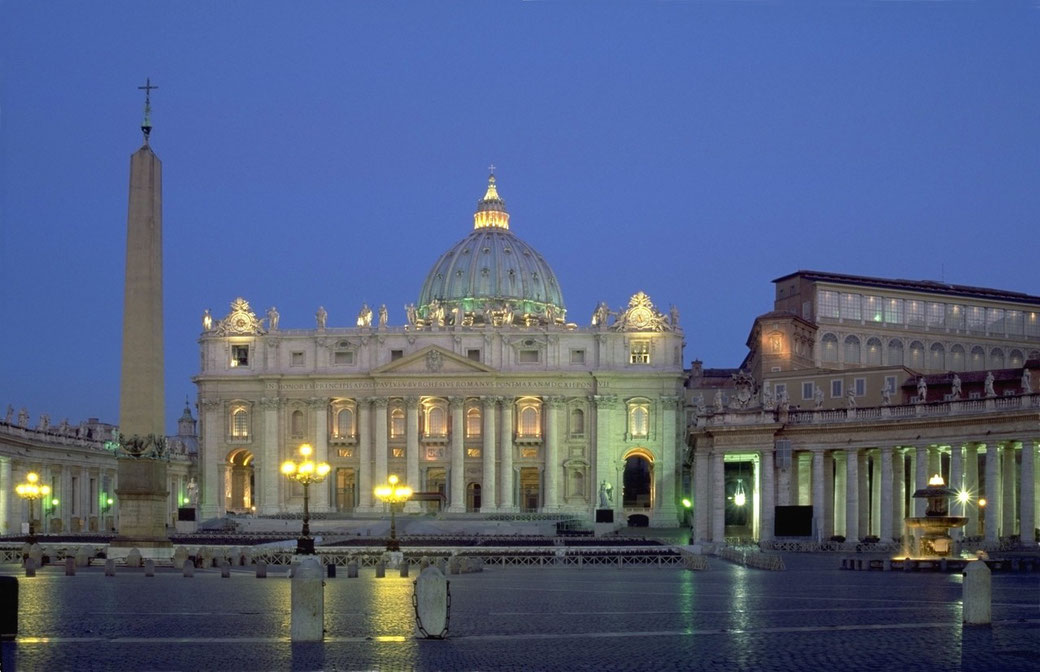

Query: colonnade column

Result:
[405,397,420,513]
[373,398,389,497]
[811,449,824,542]
[870,453,881,537]
[500,399,515,511]
[949,443,963,539]
[759,449,775,542]
[914,446,929,517]
[357,399,372,511]
[482,396,497,512]
[0,457,10,535]
[711,451,725,542]
[880,446,894,541]
[893,448,905,540]
[1002,444,1017,536]
[984,444,1000,542]
[775,451,791,507]
[1021,440,1036,543]
[823,451,835,537]
[260,398,280,515]
[448,397,465,512]
[657,396,679,522]
[199,399,222,519]
[693,448,710,542]
[833,452,846,537]
[964,444,979,535]
[311,398,330,512]
[845,448,859,542]
[543,397,562,511]
[857,451,869,537]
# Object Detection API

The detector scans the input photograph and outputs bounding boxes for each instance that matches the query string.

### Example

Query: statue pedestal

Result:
[111,457,172,554]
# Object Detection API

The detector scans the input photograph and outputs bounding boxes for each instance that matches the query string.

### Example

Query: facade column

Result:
[833,451,847,537]
[893,448,905,540]
[965,443,980,536]
[845,448,859,542]
[1002,443,1017,536]
[593,395,618,515]
[711,450,725,542]
[759,449,775,542]
[812,449,825,542]
[984,444,1000,542]
[482,396,497,512]
[260,398,280,515]
[0,457,10,535]
[928,445,941,483]
[694,448,710,542]
[373,398,389,494]
[500,398,515,512]
[776,450,791,507]
[405,397,420,513]
[200,399,223,519]
[311,398,330,512]
[880,446,894,542]
[857,451,869,537]
[1021,440,1036,544]
[543,397,562,511]
[657,396,679,523]
[914,446,929,517]
[823,451,835,537]
[357,398,373,511]
[949,443,963,539]
[797,453,812,505]
[870,452,881,536]
[448,397,465,512]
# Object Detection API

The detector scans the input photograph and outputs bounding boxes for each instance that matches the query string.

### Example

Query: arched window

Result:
[336,408,354,439]
[390,408,405,438]
[844,335,861,365]
[518,406,540,437]
[628,401,650,439]
[950,345,965,371]
[1009,350,1024,368]
[970,346,985,371]
[929,343,945,371]
[424,406,445,438]
[230,407,249,438]
[866,338,882,366]
[887,339,904,366]
[569,408,585,437]
[908,341,925,369]
[821,333,838,363]
[290,410,304,438]
[466,407,481,438]
[990,348,1005,370]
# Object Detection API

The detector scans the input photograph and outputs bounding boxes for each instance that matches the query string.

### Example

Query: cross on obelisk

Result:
[138,77,158,142]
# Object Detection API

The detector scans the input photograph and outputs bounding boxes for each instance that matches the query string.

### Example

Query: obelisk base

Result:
[111,457,172,560]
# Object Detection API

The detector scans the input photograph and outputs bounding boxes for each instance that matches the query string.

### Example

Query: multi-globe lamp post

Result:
[15,472,50,546]
[374,474,412,551]
[281,443,330,555]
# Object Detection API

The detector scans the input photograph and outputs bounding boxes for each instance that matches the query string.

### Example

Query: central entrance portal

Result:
[623,449,653,526]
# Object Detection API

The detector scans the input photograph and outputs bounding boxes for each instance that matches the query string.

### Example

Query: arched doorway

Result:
[466,482,481,512]
[335,468,355,512]
[520,468,541,512]
[226,449,254,513]
[622,449,653,511]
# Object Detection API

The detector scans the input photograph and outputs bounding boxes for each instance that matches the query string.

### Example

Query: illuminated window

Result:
[424,405,446,438]
[466,448,481,458]
[950,345,965,370]
[1009,349,1024,368]
[864,296,883,322]
[908,341,924,369]
[887,339,904,366]
[230,407,249,438]
[769,334,783,354]
[291,351,304,367]
[821,333,838,362]
[990,348,1004,369]
[290,410,304,438]
[986,308,1005,335]
[231,345,249,367]
[629,340,650,364]
[390,408,405,438]
[1027,312,1040,338]
[866,338,882,366]
[817,290,839,318]
[946,304,965,329]
[335,408,354,439]
[966,306,985,332]
[929,343,945,370]
[906,301,925,326]
[844,335,860,365]
[628,401,650,439]
[884,299,904,325]
[517,403,540,438]
[1006,311,1024,336]
[926,302,945,327]
[970,346,985,371]
[569,408,584,436]
[840,293,861,320]
[466,407,481,438]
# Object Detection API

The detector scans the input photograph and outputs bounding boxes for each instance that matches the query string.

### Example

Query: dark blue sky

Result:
[2,2,1038,432]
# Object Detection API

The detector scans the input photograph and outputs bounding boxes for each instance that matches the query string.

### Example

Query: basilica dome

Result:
[416,174,566,327]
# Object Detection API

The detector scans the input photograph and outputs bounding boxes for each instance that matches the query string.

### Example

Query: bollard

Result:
[183,559,194,578]
[126,548,143,568]
[327,563,336,579]
[400,561,409,578]
[255,561,267,578]
[903,557,912,572]
[105,559,116,577]
[65,557,76,576]
[24,558,36,578]
[144,559,155,577]
[963,561,992,625]
[883,558,892,572]
[413,566,449,639]
[0,576,17,640]
[347,561,358,578]
[375,561,386,578]
[221,561,231,578]
[291,558,324,642]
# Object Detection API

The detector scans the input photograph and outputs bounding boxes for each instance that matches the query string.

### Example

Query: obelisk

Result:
[111,78,172,557]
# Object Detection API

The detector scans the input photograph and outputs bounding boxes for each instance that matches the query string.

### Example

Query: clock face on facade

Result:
[630,307,652,328]
[234,317,248,329]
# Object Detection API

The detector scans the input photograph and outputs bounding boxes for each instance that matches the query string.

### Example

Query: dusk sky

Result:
[2,2,1038,433]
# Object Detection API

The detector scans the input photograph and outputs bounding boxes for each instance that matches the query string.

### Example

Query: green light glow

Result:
[681,498,692,508]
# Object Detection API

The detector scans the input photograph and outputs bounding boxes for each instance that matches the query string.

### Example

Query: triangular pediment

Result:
[371,345,497,375]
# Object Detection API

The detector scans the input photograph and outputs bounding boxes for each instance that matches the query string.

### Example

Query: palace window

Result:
[986,308,1005,335]
[1009,349,1024,368]
[884,299,904,325]
[821,333,838,362]
[866,338,882,366]
[844,335,860,365]
[629,340,650,364]
[817,290,839,318]
[884,376,897,396]
[906,300,925,326]
[335,408,355,439]
[390,408,406,439]
[230,406,250,438]
[467,349,481,362]
[970,346,985,371]
[950,345,965,370]
[966,306,985,332]
[390,349,404,361]
[854,378,866,396]
[516,401,541,438]
[887,339,904,366]
[864,296,883,322]
[802,382,815,401]
[946,304,965,329]
[334,341,356,365]
[929,343,945,370]
[908,341,925,369]
[830,380,842,398]
[1006,311,1024,336]
[466,407,481,438]
[627,400,650,439]
[840,293,861,320]
[424,405,447,438]
[290,410,305,438]
[990,348,1005,369]
[1027,312,1040,338]
[926,302,945,327]
[231,345,249,367]
[774,383,787,400]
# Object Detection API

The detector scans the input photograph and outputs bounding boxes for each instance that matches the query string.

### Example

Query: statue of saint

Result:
[38,414,50,431]
[814,385,824,409]
[881,383,892,406]
[669,305,680,328]
[267,306,280,331]
[598,481,613,509]
[1021,369,1032,395]
[984,371,996,398]
[846,388,856,409]
[713,389,724,413]
[951,374,963,399]
[186,477,199,506]
[357,303,373,327]
[592,302,610,326]
[202,309,213,331]
[404,303,418,326]
[17,408,29,427]
[58,418,70,435]
[316,306,327,330]
[378,304,388,328]
[917,377,927,403]
[4,405,12,424]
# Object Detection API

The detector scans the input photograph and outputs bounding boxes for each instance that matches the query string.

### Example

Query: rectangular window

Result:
[802,382,815,400]
[1026,312,1040,338]
[570,349,586,365]
[884,299,904,325]
[830,379,843,398]
[926,302,945,327]
[906,300,925,326]
[629,340,650,364]
[334,350,355,365]
[390,349,404,361]
[1006,310,1024,335]
[231,345,249,367]
[885,376,897,395]
[840,293,861,320]
[986,308,1005,334]
[467,349,481,362]
[519,349,540,363]
[946,304,964,329]
[290,352,304,367]
[774,383,786,400]
[854,378,866,396]
[966,306,985,332]
[817,290,840,319]
[863,296,883,323]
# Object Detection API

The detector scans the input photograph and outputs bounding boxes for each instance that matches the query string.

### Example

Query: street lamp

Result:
[374,474,412,551]
[281,443,330,555]
[978,497,987,537]
[15,472,51,546]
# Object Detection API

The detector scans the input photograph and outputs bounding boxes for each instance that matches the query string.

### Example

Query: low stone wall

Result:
[713,546,785,571]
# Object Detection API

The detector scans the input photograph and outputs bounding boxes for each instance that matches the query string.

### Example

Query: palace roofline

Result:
[773,270,1040,306]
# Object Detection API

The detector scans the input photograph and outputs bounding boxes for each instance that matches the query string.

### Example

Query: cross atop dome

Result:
[474,169,510,230]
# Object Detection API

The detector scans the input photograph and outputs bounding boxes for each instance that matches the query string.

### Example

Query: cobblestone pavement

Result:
[1,554,1037,671]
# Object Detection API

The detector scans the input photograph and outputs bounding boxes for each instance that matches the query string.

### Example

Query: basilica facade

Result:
[194,175,687,525]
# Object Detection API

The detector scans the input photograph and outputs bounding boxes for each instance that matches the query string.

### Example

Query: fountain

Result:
[904,474,967,557]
